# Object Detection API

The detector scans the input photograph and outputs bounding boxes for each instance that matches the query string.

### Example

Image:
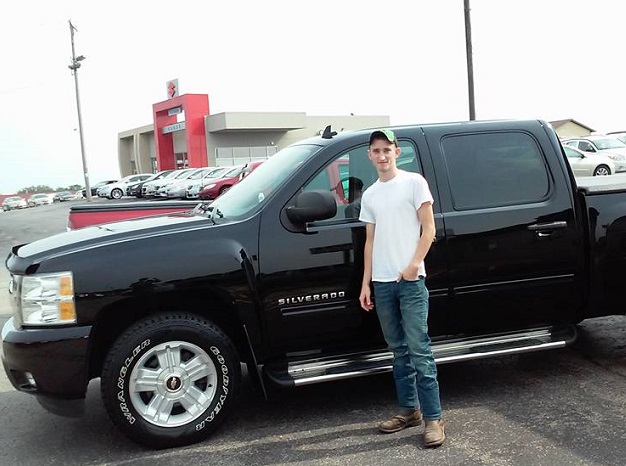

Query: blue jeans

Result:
[373,279,442,420]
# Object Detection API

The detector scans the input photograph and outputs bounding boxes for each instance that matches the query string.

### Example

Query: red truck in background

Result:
[67,200,201,230]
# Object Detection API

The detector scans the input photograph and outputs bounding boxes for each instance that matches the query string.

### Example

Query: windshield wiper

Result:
[198,204,224,219]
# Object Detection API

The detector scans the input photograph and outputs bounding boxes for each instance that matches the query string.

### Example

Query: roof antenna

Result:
[321,125,337,139]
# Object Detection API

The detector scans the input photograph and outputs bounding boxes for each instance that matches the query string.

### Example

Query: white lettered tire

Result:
[100,313,241,448]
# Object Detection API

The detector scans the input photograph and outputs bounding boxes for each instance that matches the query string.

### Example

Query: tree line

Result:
[17,184,83,194]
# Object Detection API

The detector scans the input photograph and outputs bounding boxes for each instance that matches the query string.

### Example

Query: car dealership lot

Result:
[1,200,625,465]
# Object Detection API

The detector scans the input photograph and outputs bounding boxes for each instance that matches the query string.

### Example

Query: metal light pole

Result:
[464,0,476,120]
[68,20,92,201]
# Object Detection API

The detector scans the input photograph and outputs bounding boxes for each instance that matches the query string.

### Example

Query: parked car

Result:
[194,161,264,200]
[562,136,626,172]
[142,169,196,197]
[185,167,233,199]
[127,170,175,197]
[239,160,266,180]
[98,174,153,199]
[197,165,246,200]
[53,191,76,202]
[27,193,52,207]
[66,164,265,228]
[606,131,626,145]
[2,196,28,211]
[157,168,215,199]
[83,180,118,198]
[563,145,615,176]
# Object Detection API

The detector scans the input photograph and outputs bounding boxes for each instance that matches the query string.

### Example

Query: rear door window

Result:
[441,132,550,210]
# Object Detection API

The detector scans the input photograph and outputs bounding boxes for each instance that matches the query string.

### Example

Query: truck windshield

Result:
[198,144,321,219]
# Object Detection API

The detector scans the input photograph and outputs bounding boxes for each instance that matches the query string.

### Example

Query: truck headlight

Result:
[20,272,77,326]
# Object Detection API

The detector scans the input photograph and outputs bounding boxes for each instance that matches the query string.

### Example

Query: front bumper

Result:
[613,162,626,172]
[2,317,92,413]
[166,190,186,198]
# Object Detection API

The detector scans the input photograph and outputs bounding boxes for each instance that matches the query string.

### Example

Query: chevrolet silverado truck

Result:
[3,119,626,449]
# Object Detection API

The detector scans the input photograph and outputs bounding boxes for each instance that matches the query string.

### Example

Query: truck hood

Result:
[15,211,211,260]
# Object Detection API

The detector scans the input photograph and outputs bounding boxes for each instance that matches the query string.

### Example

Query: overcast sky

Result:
[1,0,624,194]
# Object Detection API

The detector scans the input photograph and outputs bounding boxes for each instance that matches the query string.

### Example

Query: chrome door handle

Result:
[527,221,567,231]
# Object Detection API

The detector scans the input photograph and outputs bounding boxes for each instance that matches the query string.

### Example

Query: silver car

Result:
[27,193,53,207]
[562,135,626,172]
[142,169,195,197]
[185,167,232,199]
[606,131,626,145]
[97,173,153,199]
[160,168,218,199]
[2,196,28,211]
[155,168,206,198]
[563,145,615,176]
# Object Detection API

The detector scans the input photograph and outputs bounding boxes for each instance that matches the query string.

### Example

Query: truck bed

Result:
[68,200,202,229]
[575,176,626,194]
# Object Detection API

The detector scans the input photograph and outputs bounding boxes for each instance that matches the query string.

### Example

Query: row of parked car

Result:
[562,132,626,177]
[1,191,80,211]
[91,161,265,201]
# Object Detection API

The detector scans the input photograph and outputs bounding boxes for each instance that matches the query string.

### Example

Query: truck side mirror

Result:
[286,190,337,224]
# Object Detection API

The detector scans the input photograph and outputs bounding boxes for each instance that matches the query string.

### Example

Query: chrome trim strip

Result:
[453,274,575,294]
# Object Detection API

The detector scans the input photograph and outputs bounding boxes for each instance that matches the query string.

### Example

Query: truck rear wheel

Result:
[100,313,241,449]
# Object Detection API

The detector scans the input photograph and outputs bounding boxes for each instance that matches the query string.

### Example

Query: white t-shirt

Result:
[359,170,434,282]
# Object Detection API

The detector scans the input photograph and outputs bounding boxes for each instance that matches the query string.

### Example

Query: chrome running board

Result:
[263,325,577,387]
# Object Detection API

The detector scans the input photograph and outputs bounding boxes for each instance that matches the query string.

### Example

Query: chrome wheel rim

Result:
[129,341,218,427]
[596,167,609,176]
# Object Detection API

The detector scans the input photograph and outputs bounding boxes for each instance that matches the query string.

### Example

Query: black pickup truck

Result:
[3,119,626,448]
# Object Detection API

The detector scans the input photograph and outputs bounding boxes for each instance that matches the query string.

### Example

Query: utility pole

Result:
[464,0,476,120]
[68,20,92,201]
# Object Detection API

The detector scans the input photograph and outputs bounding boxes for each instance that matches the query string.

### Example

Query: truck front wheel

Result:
[100,313,241,449]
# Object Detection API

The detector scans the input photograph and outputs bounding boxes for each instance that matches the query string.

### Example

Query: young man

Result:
[358,129,445,448]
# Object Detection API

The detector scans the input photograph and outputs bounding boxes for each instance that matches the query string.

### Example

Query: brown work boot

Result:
[378,410,422,433]
[423,419,446,447]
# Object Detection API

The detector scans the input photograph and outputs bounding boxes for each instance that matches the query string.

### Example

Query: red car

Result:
[197,161,264,200]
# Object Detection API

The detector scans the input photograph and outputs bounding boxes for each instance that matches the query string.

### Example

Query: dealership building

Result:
[117,87,389,177]
[116,82,598,178]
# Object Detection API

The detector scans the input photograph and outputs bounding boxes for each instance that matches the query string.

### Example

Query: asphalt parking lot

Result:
[1,199,625,465]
